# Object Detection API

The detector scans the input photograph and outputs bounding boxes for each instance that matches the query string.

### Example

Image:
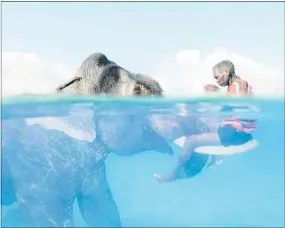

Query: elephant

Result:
[2,52,212,227]
[1,53,175,227]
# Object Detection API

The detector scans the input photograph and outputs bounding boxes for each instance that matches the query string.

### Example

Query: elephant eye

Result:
[134,85,141,95]
[134,84,149,96]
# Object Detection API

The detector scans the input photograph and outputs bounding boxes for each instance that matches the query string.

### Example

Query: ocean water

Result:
[1,95,284,227]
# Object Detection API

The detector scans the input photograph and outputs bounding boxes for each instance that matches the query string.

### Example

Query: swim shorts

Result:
[217,124,253,147]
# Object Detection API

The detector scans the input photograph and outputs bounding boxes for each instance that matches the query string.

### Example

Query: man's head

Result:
[212,60,235,87]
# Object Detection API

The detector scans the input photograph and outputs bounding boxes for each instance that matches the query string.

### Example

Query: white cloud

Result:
[2,49,284,98]
[2,52,75,97]
[152,48,284,97]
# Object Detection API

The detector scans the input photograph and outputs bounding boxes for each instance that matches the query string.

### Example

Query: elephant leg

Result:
[1,155,17,206]
[10,159,76,227]
[77,163,121,227]
[14,187,75,227]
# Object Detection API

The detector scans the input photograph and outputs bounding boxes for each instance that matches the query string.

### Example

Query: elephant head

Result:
[56,53,163,97]
[56,52,173,156]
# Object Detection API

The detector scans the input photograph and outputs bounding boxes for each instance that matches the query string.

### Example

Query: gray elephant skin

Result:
[2,53,170,227]
[2,53,209,227]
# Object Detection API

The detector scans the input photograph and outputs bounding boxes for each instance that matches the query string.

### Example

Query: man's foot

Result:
[207,158,223,168]
[153,173,175,183]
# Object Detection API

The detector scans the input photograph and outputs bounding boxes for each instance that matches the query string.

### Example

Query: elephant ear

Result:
[56,76,82,94]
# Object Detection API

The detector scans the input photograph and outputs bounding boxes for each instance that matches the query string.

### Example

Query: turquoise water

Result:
[1,95,284,227]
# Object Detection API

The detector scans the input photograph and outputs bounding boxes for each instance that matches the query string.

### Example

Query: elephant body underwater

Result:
[2,113,211,227]
[2,52,212,227]
[1,53,177,227]
[2,119,117,227]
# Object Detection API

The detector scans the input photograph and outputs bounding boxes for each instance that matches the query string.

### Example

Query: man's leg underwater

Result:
[153,132,221,183]
[154,125,257,183]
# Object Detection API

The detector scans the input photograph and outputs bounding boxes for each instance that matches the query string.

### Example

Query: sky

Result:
[2,1,285,97]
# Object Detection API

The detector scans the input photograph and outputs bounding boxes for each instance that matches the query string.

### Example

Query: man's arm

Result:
[204,84,220,92]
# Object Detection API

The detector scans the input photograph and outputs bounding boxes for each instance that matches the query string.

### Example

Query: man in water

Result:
[204,60,253,95]
[154,60,257,183]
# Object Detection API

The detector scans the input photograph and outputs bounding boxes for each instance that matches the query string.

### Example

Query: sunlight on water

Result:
[1,95,284,227]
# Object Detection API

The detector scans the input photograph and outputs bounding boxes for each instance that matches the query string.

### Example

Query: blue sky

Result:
[2,2,284,74]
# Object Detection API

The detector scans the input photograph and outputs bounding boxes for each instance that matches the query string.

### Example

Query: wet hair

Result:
[213,60,235,76]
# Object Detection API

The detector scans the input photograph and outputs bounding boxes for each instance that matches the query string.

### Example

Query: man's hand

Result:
[204,84,220,92]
